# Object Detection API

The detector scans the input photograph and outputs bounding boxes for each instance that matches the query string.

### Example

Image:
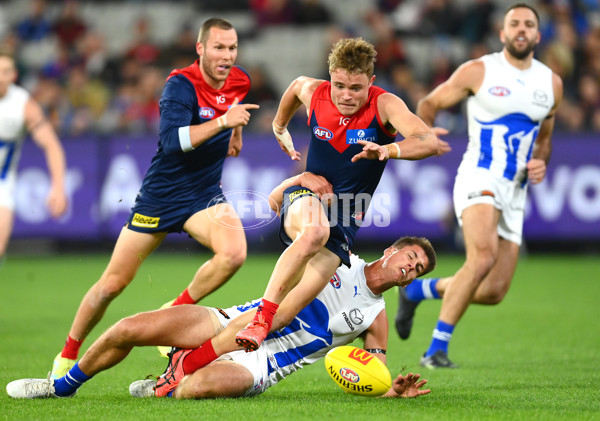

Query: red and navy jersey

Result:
[306,81,396,241]
[136,60,250,204]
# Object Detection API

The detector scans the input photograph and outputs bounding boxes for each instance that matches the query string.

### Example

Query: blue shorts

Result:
[279,186,352,267]
[126,185,227,234]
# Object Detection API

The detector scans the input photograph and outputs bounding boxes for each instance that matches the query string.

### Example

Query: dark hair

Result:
[391,236,437,276]
[198,17,235,44]
[504,3,540,26]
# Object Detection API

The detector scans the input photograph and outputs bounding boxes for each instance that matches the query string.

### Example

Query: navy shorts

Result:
[279,186,352,267]
[126,185,227,234]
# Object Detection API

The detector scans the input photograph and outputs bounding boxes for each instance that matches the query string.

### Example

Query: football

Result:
[324,346,392,397]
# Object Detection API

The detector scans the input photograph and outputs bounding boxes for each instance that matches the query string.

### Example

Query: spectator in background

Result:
[364,10,406,83]
[53,0,87,53]
[577,73,600,130]
[78,32,109,79]
[251,0,296,26]
[243,65,279,132]
[160,24,197,70]
[419,0,459,36]
[15,0,52,43]
[117,66,162,134]
[458,0,495,44]
[125,16,161,66]
[64,66,110,134]
[294,0,332,25]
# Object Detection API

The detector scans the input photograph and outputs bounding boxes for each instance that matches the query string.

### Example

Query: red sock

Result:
[172,288,196,306]
[182,339,218,374]
[61,336,83,360]
[256,299,279,330]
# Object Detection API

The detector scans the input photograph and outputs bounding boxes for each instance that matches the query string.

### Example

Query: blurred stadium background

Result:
[4,0,599,256]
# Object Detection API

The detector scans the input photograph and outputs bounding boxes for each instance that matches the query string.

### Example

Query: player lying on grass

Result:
[6,234,435,400]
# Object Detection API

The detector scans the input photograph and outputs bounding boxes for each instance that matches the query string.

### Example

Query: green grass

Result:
[1,250,599,420]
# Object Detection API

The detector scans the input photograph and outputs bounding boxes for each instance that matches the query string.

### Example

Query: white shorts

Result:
[208,300,274,397]
[453,169,527,245]
[0,175,16,210]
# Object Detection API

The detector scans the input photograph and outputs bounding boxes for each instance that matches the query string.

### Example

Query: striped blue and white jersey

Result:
[461,52,554,184]
[0,84,28,182]
[226,253,385,386]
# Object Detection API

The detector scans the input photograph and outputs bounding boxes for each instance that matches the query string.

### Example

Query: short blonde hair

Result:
[327,38,377,78]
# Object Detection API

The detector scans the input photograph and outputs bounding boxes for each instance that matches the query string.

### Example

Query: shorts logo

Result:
[329,273,341,289]
[346,128,376,144]
[314,126,333,141]
[489,86,510,96]
[199,107,215,118]
[131,213,160,228]
[468,190,495,199]
[339,367,359,383]
[288,189,316,203]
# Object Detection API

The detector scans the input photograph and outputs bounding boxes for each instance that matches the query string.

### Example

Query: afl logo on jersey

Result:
[489,86,510,97]
[329,273,341,289]
[199,107,215,119]
[314,126,333,141]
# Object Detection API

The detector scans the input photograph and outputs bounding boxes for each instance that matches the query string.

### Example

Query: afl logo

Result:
[489,86,510,96]
[339,368,360,383]
[200,107,215,118]
[314,126,333,141]
[329,273,341,289]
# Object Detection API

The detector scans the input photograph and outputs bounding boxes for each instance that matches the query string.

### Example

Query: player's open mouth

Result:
[401,268,406,276]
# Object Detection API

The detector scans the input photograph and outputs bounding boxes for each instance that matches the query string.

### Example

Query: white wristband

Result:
[217,115,227,129]
[388,142,401,159]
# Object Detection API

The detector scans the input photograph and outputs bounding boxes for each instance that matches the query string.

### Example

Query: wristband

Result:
[365,348,386,355]
[386,142,401,159]
[217,115,227,129]
[273,121,286,132]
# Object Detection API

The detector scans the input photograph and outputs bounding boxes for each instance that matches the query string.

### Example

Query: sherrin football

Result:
[324,346,392,397]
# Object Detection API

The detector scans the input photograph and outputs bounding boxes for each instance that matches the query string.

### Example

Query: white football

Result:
[324,345,392,397]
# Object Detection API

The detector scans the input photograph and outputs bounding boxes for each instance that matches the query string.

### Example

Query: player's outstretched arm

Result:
[25,98,68,218]
[272,76,325,160]
[416,60,483,126]
[381,373,431,398]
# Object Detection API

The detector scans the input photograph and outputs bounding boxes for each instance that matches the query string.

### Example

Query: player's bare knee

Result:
[95,283,126,301]
[176,373,216,399]
[467,252,496,281]
[297,224,329,254]
[214,247,246,275]
[109,316,143,344]
[482,285,509,305]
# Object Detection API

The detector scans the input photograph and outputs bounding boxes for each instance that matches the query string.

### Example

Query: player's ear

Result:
[382,246,395,258]
[196,41,204,57]
[369,75,376,86]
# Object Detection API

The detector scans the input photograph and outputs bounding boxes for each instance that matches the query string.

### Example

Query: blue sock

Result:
[54,363,92,397]
[405,278,440,302]
[425,320,455,357]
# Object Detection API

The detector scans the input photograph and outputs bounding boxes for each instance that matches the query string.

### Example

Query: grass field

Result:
[1,249,599,420]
